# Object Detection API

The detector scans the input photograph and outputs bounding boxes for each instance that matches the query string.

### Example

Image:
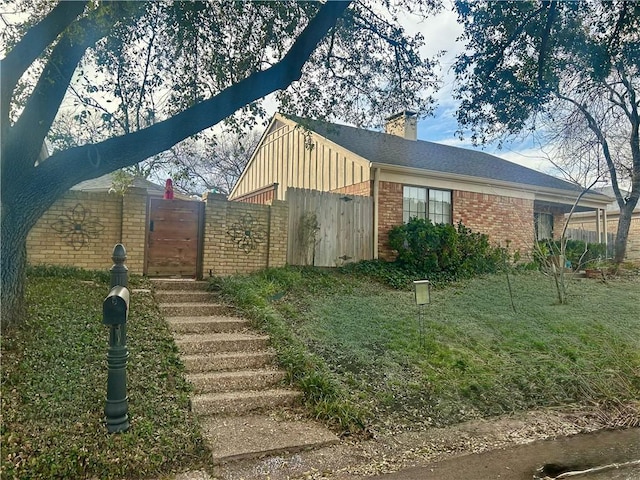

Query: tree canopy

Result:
[453,0,640,262]
[0,0,439,327]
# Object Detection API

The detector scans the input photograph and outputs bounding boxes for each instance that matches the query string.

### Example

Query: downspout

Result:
[596,208,602,244]
[373,167,380,259]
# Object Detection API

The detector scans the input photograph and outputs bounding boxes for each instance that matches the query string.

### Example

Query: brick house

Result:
[229,112,612,260]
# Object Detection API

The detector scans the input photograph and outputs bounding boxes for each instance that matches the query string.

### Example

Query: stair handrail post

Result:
[110,243,128,288]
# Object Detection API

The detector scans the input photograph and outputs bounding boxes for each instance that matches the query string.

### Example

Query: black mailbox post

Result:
[103,286,130,433]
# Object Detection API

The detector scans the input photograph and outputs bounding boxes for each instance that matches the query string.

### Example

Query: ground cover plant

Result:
[214,266,640,434]
[1,266,209,479]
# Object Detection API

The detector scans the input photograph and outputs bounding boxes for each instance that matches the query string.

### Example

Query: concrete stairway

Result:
[152,279,339,464]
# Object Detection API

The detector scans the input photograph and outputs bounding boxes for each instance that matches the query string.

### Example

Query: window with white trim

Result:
[403,186,452,224]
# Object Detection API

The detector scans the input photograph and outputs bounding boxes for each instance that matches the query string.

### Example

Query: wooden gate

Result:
[287,188,373,267]
[146,198,204,277]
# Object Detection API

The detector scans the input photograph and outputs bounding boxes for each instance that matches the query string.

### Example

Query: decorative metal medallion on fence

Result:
[50,203,104,250]
[227,213,266,253]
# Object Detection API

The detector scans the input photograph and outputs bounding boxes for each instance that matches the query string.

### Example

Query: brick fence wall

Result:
[202,193,288,276]
[120,188,148,273]
[27,188,287,277]
[27,190,124,271]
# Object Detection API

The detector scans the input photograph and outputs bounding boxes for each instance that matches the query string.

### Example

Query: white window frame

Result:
[403,185,452,225]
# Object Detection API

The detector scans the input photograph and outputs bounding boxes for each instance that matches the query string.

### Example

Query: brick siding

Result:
[377,181,404,260]
[234,183,279,204]
[375,183,536,260]
[453,190,534,255]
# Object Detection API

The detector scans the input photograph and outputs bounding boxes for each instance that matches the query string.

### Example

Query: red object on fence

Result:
[164,179,174,200]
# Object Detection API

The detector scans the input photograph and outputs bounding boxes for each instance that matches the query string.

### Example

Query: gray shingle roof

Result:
[291,116,604,196]
[72,173,165,194]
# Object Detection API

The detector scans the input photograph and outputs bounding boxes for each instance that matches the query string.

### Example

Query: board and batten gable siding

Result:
[231,117,372,202]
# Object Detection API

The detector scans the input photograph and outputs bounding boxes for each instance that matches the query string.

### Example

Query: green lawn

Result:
[2,265,638,479]
[1,267,209,480]
[216,267,640,432]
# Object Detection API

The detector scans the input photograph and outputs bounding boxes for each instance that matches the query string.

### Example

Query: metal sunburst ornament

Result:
[51,203,105,250]
[226,213,266,253]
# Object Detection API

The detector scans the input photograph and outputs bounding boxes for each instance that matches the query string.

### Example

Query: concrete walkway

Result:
[152,279,339,465]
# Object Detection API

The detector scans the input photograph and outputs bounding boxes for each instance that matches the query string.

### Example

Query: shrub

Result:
[387,219,506,282]
[534,240,607,270]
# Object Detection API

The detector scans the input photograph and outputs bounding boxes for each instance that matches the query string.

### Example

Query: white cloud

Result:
[492,148,557,174]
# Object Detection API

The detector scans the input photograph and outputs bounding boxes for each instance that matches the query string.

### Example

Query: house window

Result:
[403,186,452,224]
[535,212,553,240]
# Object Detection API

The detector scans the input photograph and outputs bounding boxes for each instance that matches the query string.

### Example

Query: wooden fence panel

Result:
[287,188,373,267]
[565,228,615,257]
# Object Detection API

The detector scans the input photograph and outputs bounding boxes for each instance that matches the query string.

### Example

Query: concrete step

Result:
[191,389,301,416]
[181,351,277,373]
[187,369,287,394]
[202,414,339,464]
[159,303,233,317]
[175,333,270,355]
[151,279,209,291]
[167,316,250,334]
[155,290,217,304]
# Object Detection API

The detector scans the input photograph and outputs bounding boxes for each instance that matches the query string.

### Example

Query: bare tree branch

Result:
[555,91,624,209]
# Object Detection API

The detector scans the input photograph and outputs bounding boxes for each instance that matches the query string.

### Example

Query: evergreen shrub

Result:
[387,218,507,282]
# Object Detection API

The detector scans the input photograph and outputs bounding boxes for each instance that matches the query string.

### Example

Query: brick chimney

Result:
[384,111,417,141]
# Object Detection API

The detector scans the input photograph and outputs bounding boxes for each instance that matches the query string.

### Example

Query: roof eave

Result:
[372,162,612,208]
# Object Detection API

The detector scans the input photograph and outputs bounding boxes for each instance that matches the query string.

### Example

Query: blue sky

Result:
[401,3,557,176]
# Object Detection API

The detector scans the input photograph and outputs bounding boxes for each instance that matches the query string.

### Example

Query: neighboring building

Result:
[565,187,640,262]
[230,112,612,260]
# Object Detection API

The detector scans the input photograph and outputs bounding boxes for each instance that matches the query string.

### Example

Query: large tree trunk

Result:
[1,166,57,330]
[1,215,29,331]
[613,201,637,264]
